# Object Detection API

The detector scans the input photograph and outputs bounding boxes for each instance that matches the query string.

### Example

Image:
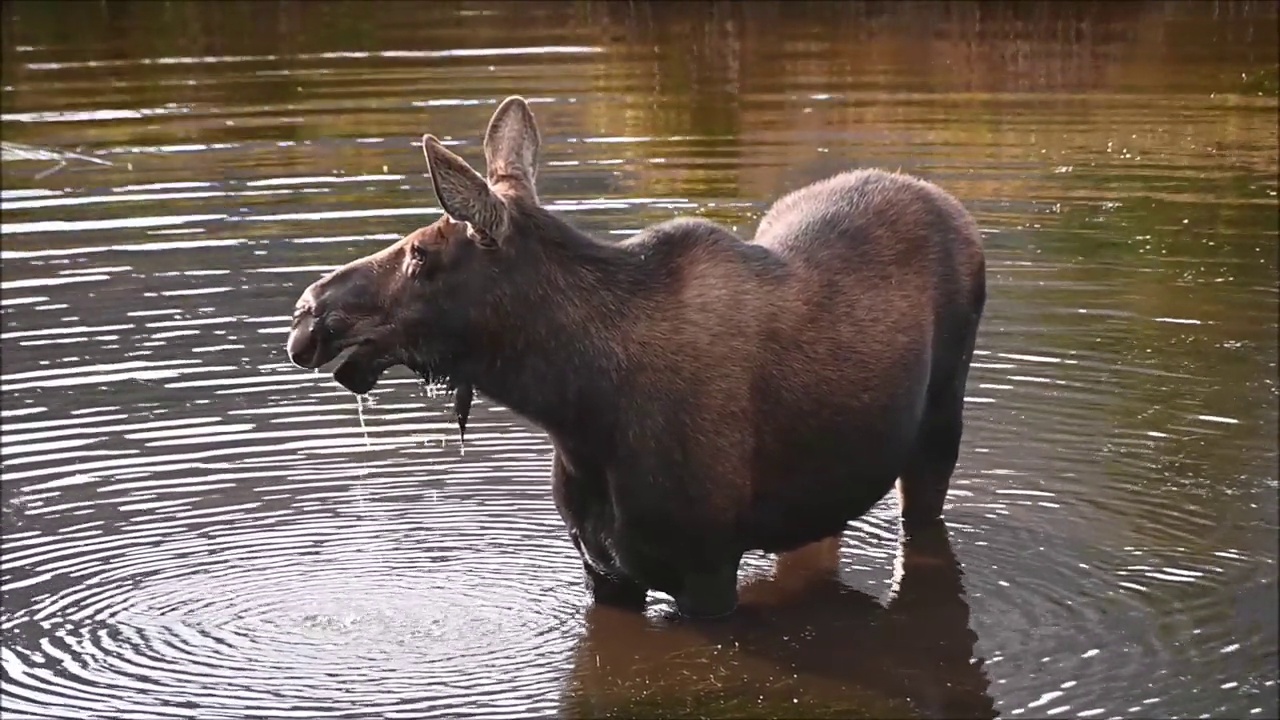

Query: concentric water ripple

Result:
[3,424,586,718]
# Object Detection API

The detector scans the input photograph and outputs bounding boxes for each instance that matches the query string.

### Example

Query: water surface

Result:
[2,2,1277,718]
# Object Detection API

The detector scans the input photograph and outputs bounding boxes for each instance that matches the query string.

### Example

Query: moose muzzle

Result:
[286,310,326,369]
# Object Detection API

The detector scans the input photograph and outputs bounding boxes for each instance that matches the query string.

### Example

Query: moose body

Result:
[286,96,986,619]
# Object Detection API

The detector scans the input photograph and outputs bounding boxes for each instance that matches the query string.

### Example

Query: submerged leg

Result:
[582,561,648,612]
[899,307,980,527]
[552,455,647,611]
[674,557,741,620]
[898,389,965,525]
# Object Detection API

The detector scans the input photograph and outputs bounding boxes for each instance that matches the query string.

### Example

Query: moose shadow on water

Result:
[560,522,995,719]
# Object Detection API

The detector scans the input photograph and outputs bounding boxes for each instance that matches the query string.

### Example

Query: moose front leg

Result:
[580,557,648,612]
[674,573,739,619]
[567,527,647,610]
[673,554,741,620]
[552,453,648,612]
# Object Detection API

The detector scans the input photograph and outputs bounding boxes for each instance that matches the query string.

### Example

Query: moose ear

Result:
[422,134,508,238]
[483,96,542,198]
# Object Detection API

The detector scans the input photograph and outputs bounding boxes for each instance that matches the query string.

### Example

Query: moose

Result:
[286,96,986,619]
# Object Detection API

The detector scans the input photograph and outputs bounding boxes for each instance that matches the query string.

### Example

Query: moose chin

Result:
[285,95,986,620]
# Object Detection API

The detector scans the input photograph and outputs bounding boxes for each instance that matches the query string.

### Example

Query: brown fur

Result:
[285,96,987,619]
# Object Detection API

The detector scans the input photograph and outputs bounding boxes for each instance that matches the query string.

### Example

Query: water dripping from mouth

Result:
[416,373,469,453]
[354,393,374,506]
[418,377,444,447]
[355,393,373,451]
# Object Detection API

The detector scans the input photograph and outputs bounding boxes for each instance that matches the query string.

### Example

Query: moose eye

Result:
[408,244,430,264]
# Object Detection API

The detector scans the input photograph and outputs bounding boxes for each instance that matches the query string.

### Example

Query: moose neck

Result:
[467,217,644,448]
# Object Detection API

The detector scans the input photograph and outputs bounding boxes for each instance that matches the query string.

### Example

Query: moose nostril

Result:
[287,317,320,368]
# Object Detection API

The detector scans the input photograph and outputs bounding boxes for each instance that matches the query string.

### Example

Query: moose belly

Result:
[743,412,921,553]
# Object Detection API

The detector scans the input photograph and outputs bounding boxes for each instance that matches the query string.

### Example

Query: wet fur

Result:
[288,97,986,618]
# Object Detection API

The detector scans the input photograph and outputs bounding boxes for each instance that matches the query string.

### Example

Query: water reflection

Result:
[564,524,994,720]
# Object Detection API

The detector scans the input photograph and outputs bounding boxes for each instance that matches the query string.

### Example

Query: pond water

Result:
[2,2,1277,718]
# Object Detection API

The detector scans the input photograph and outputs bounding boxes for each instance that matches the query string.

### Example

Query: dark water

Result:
[2,2,1277,718]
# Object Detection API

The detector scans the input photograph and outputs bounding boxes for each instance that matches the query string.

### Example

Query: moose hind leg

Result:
[898,390,965,526]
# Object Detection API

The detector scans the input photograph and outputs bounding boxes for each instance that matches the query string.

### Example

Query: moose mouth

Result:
[330,342,396,395]
[287,323,396,395]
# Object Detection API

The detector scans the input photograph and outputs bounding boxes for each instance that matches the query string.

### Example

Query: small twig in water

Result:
[3,141,114,180]
[34,161,67,180]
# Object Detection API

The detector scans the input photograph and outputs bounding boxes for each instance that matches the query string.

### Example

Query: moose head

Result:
[287,97,568,395]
